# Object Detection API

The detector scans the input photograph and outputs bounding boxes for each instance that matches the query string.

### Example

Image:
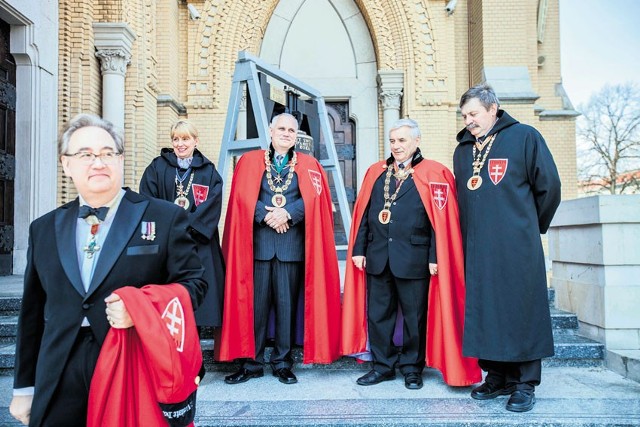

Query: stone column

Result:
[93,23,136,130]
[549,195,640,377]
[377,70,404,157]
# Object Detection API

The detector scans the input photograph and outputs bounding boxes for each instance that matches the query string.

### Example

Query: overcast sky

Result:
[559,0,640,108]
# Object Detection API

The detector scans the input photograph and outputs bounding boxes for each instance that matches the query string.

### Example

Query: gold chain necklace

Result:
[175,170,194,209]
[467,133,497,191]
[264,149,297,207]
[378,163,412,224]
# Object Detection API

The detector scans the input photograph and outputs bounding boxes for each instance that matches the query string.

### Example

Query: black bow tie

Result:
[78,205,109,221]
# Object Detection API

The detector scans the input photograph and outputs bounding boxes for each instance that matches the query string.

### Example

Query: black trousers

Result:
[244,258,302,371]
[366,263,429,375]
[42,327,101,427]
[479,359,542,392]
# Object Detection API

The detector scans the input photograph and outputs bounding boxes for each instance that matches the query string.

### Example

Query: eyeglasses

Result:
[63,151,122,165]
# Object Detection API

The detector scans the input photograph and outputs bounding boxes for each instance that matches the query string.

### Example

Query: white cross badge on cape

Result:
[430,182,449,211]
[488,159,508,185]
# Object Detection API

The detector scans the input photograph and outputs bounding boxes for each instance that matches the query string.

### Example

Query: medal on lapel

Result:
[141,221,156,241]
[83,224,101,259]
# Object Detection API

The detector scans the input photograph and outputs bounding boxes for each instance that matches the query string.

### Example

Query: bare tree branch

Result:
[577,82,640,195]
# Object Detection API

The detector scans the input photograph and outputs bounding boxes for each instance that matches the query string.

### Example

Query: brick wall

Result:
[57,0,577,201]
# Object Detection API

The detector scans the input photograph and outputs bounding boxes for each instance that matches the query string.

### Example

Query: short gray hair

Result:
[58,114,124,156]
[270,112,299,130]
[459,83,500,110]
[389,118,421,139]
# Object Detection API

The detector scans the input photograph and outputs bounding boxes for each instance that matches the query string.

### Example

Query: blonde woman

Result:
[140,120,225,330]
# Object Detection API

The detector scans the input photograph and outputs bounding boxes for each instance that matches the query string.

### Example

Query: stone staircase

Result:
[0,289,605,374]
[197,288,605,371]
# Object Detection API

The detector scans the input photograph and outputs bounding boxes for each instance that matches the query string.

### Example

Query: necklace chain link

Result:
[383,163,412,209]
[471,133,497,175]
[265,149,297,193]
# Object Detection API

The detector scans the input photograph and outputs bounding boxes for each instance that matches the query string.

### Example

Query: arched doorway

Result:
[260,0,380,190]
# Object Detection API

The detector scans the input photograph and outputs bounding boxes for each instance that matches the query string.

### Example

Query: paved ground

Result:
[0,365,638,426]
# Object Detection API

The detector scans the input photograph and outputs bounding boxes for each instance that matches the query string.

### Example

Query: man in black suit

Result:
[9,114,207,426]
[350,118,438,390]
[218,113,341,385]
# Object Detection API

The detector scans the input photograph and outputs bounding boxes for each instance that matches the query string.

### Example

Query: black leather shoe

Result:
[506,390,535,412]
[356,369,396,386]
[470,382,515,400]
[224,368,264,385]
[404,372,423,390]
[273,367,298,384]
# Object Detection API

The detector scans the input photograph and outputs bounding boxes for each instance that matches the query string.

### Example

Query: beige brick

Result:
[57,0,576,203]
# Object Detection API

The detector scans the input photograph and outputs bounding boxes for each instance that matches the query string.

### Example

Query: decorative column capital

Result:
[93,22,136,77]
[379,91,402,110]
[95,49,131,76]
[377,69,404,111]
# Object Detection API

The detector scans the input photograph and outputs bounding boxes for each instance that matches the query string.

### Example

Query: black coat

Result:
[140,148,225,326]
[453,110,561,362]
[353,155,437,279]
[13,189,206,427]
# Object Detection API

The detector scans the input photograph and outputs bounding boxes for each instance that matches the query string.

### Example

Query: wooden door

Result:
[0,19,16,276]
[325,102,355,246]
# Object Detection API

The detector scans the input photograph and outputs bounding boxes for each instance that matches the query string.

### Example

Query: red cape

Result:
[217,150,341,364]
[88,284,201,427]
[341,159,481,386]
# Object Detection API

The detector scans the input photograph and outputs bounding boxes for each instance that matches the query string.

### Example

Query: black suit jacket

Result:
[253,169,305,262]
[13,189,206,427]
[354,173,436,279]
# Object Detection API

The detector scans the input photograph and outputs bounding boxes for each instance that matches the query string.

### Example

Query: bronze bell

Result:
[295,130,313,155]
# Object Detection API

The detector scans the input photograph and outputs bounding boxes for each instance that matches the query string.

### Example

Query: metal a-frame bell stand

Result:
[218,51,351,239]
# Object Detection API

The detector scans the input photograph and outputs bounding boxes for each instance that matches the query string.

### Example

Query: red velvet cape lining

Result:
[340,159,481,386]
[88,284,201,426]
[217,150,341,364]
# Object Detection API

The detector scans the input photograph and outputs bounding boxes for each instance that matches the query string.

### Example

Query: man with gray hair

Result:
[454,83,561,412]
[10,113,206,426]
[217,113,341,385]
[342,118,481,389]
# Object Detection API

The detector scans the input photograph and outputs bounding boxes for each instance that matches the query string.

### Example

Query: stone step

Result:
[0,289,562,314]
[0,315,17,344]
[550,307,579,330]
[0,309,586,340]
[0,305,604,372]
[548,287,555,307]
[197,335,604,371]
[0,289,604,372]
[0,297,20,316]
[0,332,605,375]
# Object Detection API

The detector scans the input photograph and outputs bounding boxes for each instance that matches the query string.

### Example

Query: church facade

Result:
[0,0,578,275]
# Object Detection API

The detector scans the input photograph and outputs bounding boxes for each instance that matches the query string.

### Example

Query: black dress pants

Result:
[479,358,542,392]
[42,327,101,427]
[244,258,302,371]
[366,263,429,375]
